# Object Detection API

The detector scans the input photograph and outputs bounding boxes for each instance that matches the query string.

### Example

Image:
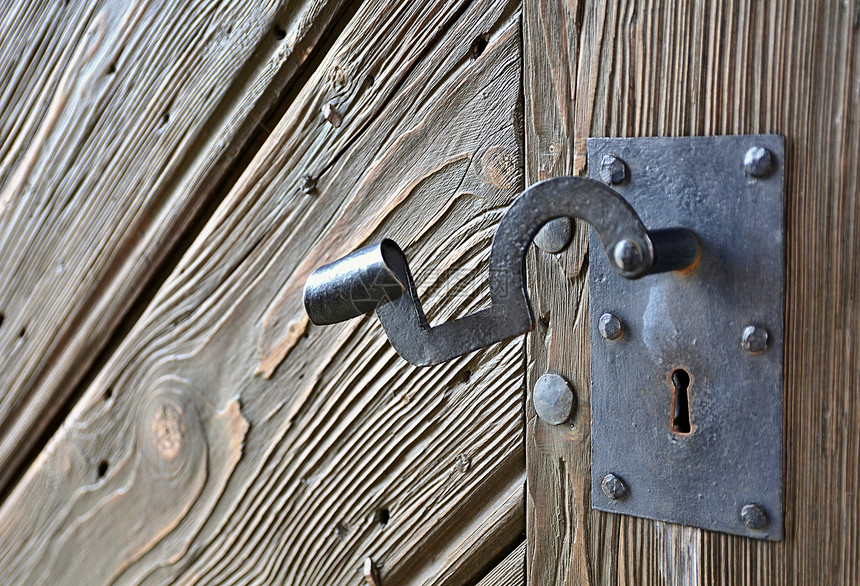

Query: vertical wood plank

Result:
[525,0,860,583]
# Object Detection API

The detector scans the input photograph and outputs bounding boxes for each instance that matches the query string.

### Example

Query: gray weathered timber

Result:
[0,0,352,492]
[0,0,526,583]
[477,541,526,586]
[525,0,859,584]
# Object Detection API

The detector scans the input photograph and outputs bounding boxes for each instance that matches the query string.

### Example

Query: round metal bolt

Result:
[534,217,574,254]
[600,154,628,185]
[612,239,644,273]
[533,373,575,425]
[740,503,767,529]
[598,313,623,340]
[601,473,627,500]
[744,146,774,178]
[741,325,768,354]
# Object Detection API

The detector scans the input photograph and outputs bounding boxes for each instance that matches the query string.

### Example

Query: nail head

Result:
[534,217,574,253]
[740,503,767,529]
[533,373,575,425]
[600,154,628,185]
[744,147,774,178]
[613,239,644,273]
[741,325,768,354]
[598,313,623,340]
[601,473,627,500]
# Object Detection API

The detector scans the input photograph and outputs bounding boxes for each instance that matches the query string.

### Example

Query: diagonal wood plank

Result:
[0,0,526,583]
[524,0,859,584]
[0,0,355,492]
[477,540,526,586]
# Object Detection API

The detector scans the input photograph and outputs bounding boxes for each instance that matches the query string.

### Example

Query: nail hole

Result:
[671,369,691,434]
[538,315,550,334]
[272,24,286,40]
[104,387,113,401]
[107,63,116,75]
[375,508,390,527]
[0,313,4,329]
[458,369,472,384]
[162,112,169,125]
[97,460,109,478]
[469,33,488,59]
[334,522,348,540]
[18,326,25,338]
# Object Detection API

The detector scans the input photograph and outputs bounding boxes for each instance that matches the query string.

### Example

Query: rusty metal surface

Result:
[588,135,785,540]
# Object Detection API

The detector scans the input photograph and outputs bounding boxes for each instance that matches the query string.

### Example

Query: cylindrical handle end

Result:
[303,240,408,325]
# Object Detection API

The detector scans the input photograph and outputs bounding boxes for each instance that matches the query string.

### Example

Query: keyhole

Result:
[671,369,692,434]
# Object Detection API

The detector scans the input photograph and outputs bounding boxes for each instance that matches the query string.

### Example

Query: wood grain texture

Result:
[0,0,352,492]
[476,540,526,586]
[524,0,859,584]
[0,0,526,583]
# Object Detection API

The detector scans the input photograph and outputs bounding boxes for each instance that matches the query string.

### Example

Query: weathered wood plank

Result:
[525,0,859,584]
[0,0,353,492]
[476,540,526,586]
[0,0,525,583]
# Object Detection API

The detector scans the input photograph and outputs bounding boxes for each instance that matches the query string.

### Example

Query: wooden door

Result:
[0,1,857,585]
[0,0,527,583]
[524,1,859,584]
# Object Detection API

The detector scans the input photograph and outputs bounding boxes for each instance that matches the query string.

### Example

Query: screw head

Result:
[744,147,774,178]
[600,154,628,185]
[534,217,573,253]
[598,313,623,340]
[741,325,768,353]
[613,239,644,273]
[601,473,627,500]
[740,503,767,529]
[533,373,575,425]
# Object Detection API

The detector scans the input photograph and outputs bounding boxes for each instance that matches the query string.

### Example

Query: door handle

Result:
[302,176,699,366]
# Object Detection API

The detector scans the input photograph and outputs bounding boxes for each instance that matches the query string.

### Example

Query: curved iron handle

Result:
[303,176,699,366]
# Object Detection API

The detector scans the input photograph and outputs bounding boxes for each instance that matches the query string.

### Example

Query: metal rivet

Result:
[740,503,767,529]
[600,154,628,185]
[612,239,643,273]
[744,147,774,178]
[741,325,768,353]
[533,373,575,425]
[601,473,627,500]
[534,217,574,253]
[598,313,623,340]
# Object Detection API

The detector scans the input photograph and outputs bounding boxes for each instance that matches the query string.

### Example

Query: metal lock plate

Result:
[588,135,785,540]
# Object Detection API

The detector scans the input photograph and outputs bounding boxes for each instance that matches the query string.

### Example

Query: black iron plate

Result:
[588,135,784,540]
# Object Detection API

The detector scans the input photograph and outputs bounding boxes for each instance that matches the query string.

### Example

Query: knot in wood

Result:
[150,402,186,460]
[328,64,349,90]
[478,146,517,189]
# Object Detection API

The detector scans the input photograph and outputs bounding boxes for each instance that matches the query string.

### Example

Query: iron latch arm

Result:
[303,176,699,366]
